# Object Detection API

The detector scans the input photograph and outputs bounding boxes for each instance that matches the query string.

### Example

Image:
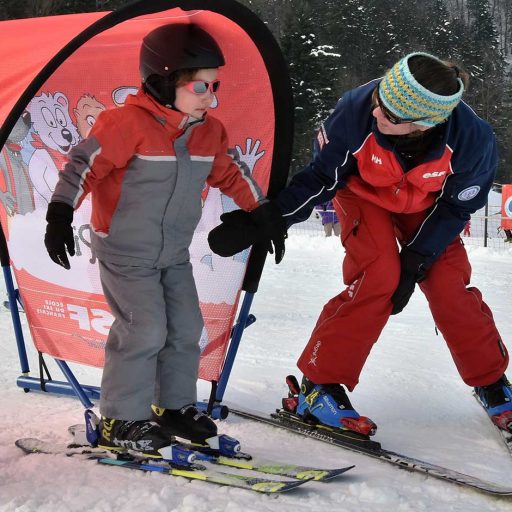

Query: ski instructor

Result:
[208,52,512,437]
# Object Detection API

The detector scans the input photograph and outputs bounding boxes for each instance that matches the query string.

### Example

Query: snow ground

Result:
[1,233,512,512]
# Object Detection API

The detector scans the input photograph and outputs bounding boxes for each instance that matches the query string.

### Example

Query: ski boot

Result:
[151,404,243,458]
[475,375,512,432]
[283,375,377,437]
[97,416,176,458]
[151,404,218,444]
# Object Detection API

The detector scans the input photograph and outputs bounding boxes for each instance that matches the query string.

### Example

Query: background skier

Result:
[315,200,341,237]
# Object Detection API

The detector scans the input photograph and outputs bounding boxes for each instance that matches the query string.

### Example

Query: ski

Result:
[184,443,354,481]
[228,406,512,497]
[68,422,354,482]
[473,391,512,457]
[15,437,310,494]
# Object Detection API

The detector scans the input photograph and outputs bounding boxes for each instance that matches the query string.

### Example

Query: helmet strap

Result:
[143,75,177,108]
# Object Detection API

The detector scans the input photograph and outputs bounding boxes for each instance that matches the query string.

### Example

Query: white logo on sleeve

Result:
[458,185,481,201]
[371,154,382,165]
[316,124,329,150]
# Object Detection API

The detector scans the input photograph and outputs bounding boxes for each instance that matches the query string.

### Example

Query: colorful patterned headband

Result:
[378,52,464,127]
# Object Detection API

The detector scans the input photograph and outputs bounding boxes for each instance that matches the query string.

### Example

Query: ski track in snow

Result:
[1,234,512,511]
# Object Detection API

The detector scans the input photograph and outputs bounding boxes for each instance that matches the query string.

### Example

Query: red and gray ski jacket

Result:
[52,90,265,267]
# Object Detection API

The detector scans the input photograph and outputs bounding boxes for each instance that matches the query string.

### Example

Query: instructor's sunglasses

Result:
[184,80,221,95]
[374,90,432,125]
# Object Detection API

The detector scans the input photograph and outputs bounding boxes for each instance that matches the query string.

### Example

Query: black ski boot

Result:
[98,417,172,458]
[151,404,217,443]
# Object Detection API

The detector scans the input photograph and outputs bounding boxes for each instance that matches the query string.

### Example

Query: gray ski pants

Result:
[98,259,204,420]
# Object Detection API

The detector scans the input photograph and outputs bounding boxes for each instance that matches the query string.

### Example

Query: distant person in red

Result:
[463,220,471,236]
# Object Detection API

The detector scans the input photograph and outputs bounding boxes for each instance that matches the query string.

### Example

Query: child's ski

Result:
[15,437,310,494]
[68,421,354,481]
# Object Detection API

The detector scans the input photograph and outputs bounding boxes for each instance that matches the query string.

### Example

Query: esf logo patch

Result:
[422,171,446,179]
[504,196,512,219]
[458,186,480,201]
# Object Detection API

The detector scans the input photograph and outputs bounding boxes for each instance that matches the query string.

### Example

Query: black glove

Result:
[208,209,260,257]
[390,248,429,315]
[44,201,75,269]
[250,202,287,264]
[208,202,287,264]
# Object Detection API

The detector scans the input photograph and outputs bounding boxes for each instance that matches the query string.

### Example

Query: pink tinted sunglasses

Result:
[183,80,221,95]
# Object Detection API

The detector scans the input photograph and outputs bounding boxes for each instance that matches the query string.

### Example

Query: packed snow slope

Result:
[1,233,512,511]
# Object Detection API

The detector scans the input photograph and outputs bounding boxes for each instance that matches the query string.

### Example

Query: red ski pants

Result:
[297,189,508,390]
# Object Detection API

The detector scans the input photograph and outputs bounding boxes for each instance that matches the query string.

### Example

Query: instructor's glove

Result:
[250,202,287,264]
[208,202,287,264]
[390,247,429,315]
[44,201,75,269]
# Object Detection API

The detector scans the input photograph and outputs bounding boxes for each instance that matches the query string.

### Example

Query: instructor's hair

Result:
[408,54,469,95]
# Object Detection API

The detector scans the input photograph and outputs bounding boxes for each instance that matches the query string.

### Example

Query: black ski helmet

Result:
[140,23,225,106]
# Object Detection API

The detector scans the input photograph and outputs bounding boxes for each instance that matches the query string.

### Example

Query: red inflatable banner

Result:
[0,8,276,381]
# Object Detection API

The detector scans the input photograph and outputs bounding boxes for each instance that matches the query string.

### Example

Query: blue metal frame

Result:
[17,374,101,403]
[3,266,29,374]
[216,292,256,402]
[8,249,256,419]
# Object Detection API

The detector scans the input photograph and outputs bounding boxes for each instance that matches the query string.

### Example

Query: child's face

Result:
[174,68,219,118]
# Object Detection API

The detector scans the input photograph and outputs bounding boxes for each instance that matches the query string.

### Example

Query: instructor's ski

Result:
[228,406,512,497]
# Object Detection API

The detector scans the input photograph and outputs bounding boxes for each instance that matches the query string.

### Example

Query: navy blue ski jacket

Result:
[275,80,497,261]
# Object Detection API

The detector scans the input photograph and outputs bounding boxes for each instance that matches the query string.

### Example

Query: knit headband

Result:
[378,52,464,127]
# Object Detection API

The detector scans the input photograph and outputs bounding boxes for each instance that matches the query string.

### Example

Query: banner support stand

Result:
[2,262,29,374]
[53,359,95,409]
[215,291,255,403]
[16,374,101,402]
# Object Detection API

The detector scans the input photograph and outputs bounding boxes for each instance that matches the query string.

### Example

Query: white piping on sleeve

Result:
[353,132,373,155]
[230,154,264,201]
[283,150,350,217]
[190,155,215,162]
[406,203,438,247]
[73,147,101,209]
[135,154,177,161]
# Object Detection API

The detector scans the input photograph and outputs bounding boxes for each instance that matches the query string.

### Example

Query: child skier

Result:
[44,23,269,457]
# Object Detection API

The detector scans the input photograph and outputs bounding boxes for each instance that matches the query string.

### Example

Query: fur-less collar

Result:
[124,89,205,134]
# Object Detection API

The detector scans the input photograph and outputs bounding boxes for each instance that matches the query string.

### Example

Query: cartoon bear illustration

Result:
[0,110,34,216]
[74,94,106,139]
[112,86,139,107]
[27,91,80,210]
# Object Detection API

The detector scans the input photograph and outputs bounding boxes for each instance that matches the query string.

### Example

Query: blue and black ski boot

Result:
[286,375,377,437]
[475,375,512,432]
